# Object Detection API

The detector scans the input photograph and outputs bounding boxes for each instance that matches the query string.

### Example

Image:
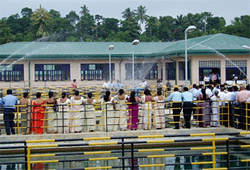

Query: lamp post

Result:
[132,39,140,89]
[184,25,196,87]
[108,45,114,85]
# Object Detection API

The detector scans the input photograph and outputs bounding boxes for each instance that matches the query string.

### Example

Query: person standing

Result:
[204,74,210,85]
[31,92,46,134]
[116,89,128,131]
[167,87,182,129]
[197,89,210,127]
[182,87,193,129]
[70,90,85,133]
[210,90,221,127]
[127,91,140,130]
[19,92,31,135]
[57,92,71,133]
[236,85,250,130]
[1,89,18,135]
[71,79,77,89]
[230,86,239,128]
[153,90,166,129]
[45,91,58,134]
[84,92,96,132]
[140,89,153,130]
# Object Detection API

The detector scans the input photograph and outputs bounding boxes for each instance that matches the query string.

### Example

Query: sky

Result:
[0,0,250,25]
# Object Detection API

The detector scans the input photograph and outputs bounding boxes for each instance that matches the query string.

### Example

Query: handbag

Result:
[53,98,59,112]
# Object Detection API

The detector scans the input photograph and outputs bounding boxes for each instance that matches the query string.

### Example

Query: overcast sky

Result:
[0,0,249,25]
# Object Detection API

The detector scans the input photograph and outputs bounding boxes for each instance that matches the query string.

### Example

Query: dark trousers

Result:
[4,108,16,135]
[239,103,246,130]
[183,102,193,128]
[173,103,182,128]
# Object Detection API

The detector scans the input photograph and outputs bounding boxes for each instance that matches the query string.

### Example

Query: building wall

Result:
[0,54,249,88]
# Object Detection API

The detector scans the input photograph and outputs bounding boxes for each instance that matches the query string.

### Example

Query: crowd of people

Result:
[0,82,250,135]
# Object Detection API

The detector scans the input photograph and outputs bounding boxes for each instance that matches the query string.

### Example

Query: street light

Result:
[108,45,114,85]
[242,45,250,50]
[132,39,140,88]
[184,25,196,87]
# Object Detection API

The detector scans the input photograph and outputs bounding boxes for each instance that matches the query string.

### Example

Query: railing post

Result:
[212,134,216,169]
[131,143,134,170]
[122,138,125,170]
[227,101,230,128]
[246,102,248,131]
[226,139,230,169]
[148,102,150,130]
[24,141,28,170]
[16,105,20,135]
[62,104,64,134]
[27,147,31,170]
[106,103,108,132]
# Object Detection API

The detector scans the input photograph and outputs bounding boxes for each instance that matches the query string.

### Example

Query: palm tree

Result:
[31,5,52,37]
[122,8,135,21]
[135,5,148,26]
[80,5,90,16]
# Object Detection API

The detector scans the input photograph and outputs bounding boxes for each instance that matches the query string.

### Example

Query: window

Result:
[226,60,247,80]
[35,64,70,81]
[166,62,176,80]
[81,64,114,80]
[199,61,221,81]
[125,63,158,80]
[0,64,24,81]
[178,61,190,80]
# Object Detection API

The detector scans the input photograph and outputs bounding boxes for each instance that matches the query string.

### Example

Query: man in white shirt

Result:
[205,85,213,98]
[103,80,109,88]
[139,79,147,88]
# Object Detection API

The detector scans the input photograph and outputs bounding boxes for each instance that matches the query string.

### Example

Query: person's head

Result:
[88,92,93,98]
[220,87,225,92]
[157,90,162,96]
[174,87,179,92]
[239,85,245,91]
[75,90,79,96]
[214,90,219,96]
[227,86,233,92]
[48,91,53,98]
[36,92,41,98]
[119,89,124,95]
[62,92,67,98]
[23,92,29,98]
[7,89,12,95]
[105,80,108,83]
[142,79,145,82]
[130,91,136,102]
[207,84,212,89]
[199,84,204,89]
[183,87,188,92]
[144,89,151,96]
[104,90,110,102]
[246,84,250,90]
[232,86,238,92]
[192,84,197,88]
[73,79,76,82]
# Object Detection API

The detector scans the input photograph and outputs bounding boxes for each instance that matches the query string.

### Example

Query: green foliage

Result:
[0,4,249,45]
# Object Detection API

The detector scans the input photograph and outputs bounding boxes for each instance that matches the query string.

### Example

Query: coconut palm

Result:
[122,8,135,21]
[80,5,90,16]
[135,5,148,26]
[31,5,52,37]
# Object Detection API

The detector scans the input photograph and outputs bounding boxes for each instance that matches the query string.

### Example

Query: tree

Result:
[0,27,15,44]
[80,5,90,16]
[21,7,33,18]
[122,8,135,21]
[66,11,79,26]
[135,5,148,27]
[49,9,61,19]
[145,16,159,40]
[76,13,95,41]
[31,5,52,37]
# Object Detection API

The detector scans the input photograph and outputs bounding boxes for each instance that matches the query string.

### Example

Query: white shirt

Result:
[204,76,210,82]
[206,88,213,97]
[103,82,109,88]
[140,81,147,87]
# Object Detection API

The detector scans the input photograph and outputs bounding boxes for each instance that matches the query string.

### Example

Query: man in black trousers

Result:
[167,87,182,129]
